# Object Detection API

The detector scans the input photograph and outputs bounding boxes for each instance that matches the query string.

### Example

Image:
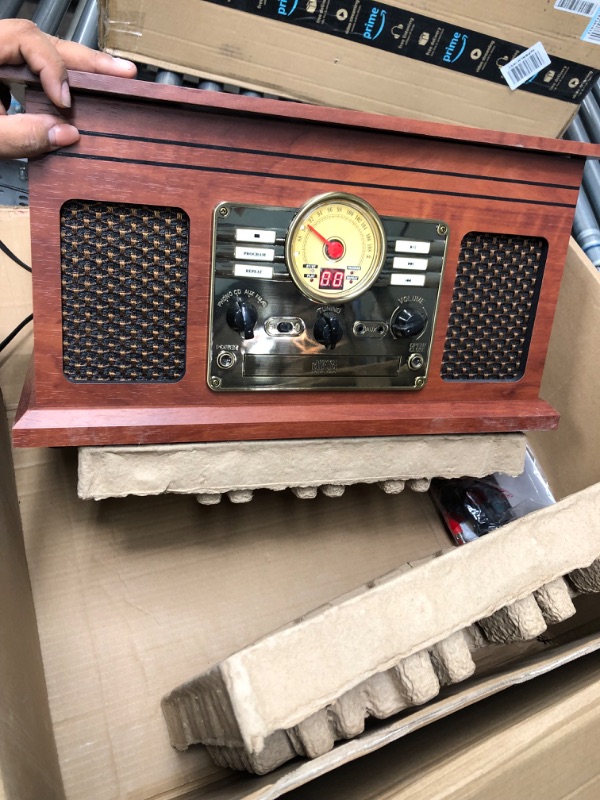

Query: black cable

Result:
[0,313,32,353]
[0,236,34,353]
[0,236,32,272]
[0,182,29,194]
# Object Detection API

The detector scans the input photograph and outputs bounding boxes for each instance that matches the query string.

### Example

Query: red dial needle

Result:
[307,224,344,259]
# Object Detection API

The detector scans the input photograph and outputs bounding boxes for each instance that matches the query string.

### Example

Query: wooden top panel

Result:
[2,65,600,159]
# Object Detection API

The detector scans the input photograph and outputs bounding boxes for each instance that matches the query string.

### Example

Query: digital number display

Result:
[319,267,345,290]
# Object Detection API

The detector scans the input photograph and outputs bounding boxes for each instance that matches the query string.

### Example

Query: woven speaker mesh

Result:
[441,232,547,381]
[60,200,189,382]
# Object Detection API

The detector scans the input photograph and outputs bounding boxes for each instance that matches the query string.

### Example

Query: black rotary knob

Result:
[226,299,258,340]
[313,314,343,350]
[391,304,427,339]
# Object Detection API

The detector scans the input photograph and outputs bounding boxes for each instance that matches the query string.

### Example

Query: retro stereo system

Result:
[5,68,596,447]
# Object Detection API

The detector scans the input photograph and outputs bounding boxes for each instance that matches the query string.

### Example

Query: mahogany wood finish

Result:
[4,67,595,447]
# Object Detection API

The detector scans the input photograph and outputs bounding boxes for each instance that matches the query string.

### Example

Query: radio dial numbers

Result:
[285,192,386,304]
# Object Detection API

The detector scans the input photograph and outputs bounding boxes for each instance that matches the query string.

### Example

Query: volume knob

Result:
[391,304,427,338]
[314,314,343,350]
[226,299,258,340]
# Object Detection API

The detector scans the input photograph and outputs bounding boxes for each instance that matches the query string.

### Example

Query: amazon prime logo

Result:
[363,6,386,40]
[443,31,468,63]
[278,0,299,15]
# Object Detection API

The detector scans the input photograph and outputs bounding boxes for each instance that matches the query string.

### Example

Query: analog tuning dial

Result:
[285,192,386,304]
[314,314,343,350]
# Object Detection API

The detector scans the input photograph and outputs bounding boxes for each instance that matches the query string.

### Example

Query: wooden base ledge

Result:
[13,399,559,448]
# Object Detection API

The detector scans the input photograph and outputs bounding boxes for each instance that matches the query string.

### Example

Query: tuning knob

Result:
[391,304,427,338]
[314,314,343,350]
[226,299,258,340]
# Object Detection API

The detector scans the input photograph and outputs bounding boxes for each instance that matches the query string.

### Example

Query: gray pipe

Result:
[566,115,591,145]
[155,71,184,86]
[199,80,223,92]
[579,92,600,144]
[572,187,600,267]
[592,78,600,109]
[32,0,72,34]
[0,0,25,19]
[64,0,86,39]
[565,116,600,226]
[69,0,98,49]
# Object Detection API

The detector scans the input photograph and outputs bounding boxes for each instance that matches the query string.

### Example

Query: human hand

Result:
[0,18,137,159]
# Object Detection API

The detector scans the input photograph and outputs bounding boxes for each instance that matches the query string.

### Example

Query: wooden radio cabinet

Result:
[3,68,597,447]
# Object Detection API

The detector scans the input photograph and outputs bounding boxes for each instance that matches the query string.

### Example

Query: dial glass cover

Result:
[285,192,386,303]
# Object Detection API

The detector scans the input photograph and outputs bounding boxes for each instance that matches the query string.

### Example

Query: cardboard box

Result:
[99,0,600,137]
[2,208,600,797]
[275,647,600,800]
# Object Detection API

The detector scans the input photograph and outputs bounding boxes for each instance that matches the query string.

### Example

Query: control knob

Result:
[314,314,343,350]
[226,299,258,340]
[391,304,427,338]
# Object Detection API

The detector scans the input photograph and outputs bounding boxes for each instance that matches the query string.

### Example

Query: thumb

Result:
[0,113,79,159]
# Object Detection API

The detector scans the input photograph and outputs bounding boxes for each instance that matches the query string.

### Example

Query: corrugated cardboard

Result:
[100,0,600,137]
[286,647,600,800]
[529,241,600,499]
[0,209,61,800]
[0,395,64,800]
[3,206,600,797]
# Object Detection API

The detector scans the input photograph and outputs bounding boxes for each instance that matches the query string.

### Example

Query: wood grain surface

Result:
[10,71,584,446]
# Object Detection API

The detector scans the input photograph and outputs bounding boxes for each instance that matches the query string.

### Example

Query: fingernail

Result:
[48,124,79,147]
[61,81,71,108]
[112,57,136,73]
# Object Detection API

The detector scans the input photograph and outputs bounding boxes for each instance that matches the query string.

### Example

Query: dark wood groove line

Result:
[78,129,580,192]
[53,151,578,209]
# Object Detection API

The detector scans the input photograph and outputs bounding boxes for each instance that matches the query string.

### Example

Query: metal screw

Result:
[415,376,426,389]
[218,206,229,217]
[210,376,222,388]
[18,164,28,182]
[437,223,448,236]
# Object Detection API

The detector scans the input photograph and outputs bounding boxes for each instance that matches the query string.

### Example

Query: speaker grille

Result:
[60,200,189,382]
[441,232,547,382]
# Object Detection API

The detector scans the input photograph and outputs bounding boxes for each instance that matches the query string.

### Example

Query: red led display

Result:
[319,267,345,290]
